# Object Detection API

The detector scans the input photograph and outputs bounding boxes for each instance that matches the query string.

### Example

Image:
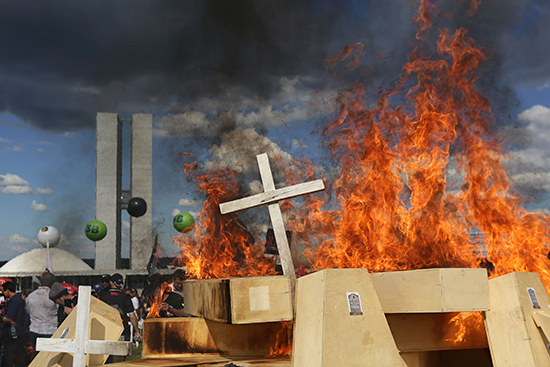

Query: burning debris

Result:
[172,0,550,291]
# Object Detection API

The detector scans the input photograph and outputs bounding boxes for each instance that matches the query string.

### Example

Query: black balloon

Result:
[127,197,147,217]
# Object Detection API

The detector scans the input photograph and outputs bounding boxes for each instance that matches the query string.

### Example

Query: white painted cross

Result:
[219,153,324,292]
[36,286,132,367]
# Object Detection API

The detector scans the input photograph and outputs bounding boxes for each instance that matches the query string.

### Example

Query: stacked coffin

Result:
[140,268,550,367]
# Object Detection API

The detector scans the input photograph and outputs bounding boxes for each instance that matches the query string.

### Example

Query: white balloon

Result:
[37,226,60,248]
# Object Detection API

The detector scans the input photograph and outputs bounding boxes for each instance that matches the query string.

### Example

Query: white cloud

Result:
[30,200,49,212]
[0,136,9,143]
[0,234,35,260]
[0,173,52,195]
[122,220,130,229]
[34,187,55,195]
[6,146,23,152]
[8,234,31,243]
[178,198,197,207]
[37,148,44,153]
[2,185,33,194]
[37,140,55,146]
[0,173,30,187]
[502,105,550,198]
[511,105,550,171]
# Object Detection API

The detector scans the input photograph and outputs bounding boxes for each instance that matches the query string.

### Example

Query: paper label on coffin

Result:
[528,287,541,309]
[346,292,363,315]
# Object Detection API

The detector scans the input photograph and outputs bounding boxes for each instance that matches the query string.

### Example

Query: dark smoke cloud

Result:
[0,0,547,133]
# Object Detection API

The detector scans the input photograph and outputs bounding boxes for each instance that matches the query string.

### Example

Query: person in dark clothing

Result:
[49,282,76,327]
[144,275,187,318]
[97,274,111,299]
[1,282,27,367]
[99,274,141,343]
[159,292,187,317]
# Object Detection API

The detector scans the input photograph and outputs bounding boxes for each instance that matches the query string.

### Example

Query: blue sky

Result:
[1,0,550,262]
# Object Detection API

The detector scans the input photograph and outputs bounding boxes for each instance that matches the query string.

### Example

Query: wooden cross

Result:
[219,153,325,294]
[36,286,132,367]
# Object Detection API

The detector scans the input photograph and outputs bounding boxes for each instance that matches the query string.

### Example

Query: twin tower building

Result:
[95,113,153,272]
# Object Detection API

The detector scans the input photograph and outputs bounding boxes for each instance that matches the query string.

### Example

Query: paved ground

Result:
[108,355,291,367]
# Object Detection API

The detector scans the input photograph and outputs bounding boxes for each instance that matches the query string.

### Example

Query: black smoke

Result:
[0,0,547,133]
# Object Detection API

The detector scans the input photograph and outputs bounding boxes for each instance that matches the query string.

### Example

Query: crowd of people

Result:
[0,268,190,366]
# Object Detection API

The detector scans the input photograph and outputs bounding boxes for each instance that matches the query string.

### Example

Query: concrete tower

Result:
[95,112,153,271]
[130,114,153,270]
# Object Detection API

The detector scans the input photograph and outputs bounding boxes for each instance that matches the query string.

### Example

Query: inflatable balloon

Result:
[173,212,195,233]
[127,197,147,217]
[85,220,108,241]
[37,226,61,247]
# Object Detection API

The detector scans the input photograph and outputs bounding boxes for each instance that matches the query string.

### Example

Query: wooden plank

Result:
[370,268,489,313]
[107,356,291,367]
[484,272,550,367]
[219,180,325,215]
[85,340,133,356]
[142,317,285,357]
[36,339,132,357]
[532,309,550,340]
[292,268,406,367]
[183,276,293,324]
[266,202,296,298]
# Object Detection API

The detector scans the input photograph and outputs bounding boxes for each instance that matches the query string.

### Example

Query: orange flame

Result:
[173,156,279,279]
[444,312,485,345]
[172,0,550,347]
[147,282,170,318]
[268,321,292,358]
[273,0,550,288]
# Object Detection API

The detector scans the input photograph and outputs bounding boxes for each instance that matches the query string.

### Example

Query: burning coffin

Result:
[140,268,550,367]
[292,268,491,367]
[142,317,285,357]
[182,275,293,324]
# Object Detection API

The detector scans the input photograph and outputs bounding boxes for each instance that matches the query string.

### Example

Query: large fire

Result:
[173,0,550,354]
[175,0,550,285]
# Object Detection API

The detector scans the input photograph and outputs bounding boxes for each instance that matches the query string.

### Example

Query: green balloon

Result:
[85,220,108,241]
[173,212,195,233]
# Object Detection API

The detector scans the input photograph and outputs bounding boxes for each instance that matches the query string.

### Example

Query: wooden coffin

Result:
[142,317,285,357]
[29,297,124,367]
[182,275,293,324]
[292,268,406,367]
[182,268,489,325]
[484,272,550,367]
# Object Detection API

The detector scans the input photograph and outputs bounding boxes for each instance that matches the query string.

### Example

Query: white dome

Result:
[0,248,93,275]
